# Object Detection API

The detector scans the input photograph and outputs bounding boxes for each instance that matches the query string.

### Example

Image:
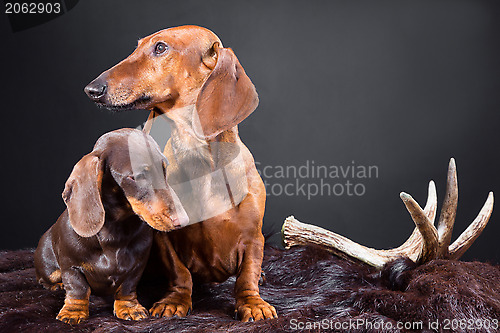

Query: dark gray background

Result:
[1,0,499,264]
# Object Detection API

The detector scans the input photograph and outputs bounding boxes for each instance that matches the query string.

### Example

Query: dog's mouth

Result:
[95,95,152,111]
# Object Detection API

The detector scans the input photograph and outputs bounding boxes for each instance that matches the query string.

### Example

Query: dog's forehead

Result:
[140,26,221,49]
[95,129,164,165]
[126,131,162,157]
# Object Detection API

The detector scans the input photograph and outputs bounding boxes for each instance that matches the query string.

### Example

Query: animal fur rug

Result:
[0,245,499,332]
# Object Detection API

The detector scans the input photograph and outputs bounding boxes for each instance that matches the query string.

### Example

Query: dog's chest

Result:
[81,246,142,294]
[81,224,152,293]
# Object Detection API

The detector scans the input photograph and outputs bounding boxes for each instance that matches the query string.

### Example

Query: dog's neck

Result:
[162,104,207,148]
[153,103,237,152]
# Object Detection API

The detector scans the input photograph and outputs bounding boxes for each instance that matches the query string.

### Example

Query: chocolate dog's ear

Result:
[62,153,105,237]
[195,42,259,140]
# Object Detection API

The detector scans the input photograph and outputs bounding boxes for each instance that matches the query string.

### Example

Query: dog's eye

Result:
[135,173,147,180]
[154,42,168,55]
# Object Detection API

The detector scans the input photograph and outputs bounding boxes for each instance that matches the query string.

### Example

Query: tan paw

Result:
[150,294,191,318]
[114,299,149,321]
[50,282,64,291]
[56,299,89,325]
[236,296,277,322]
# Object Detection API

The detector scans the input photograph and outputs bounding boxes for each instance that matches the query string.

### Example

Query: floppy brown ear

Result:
[62,153,105,237]
[195,43,259,140]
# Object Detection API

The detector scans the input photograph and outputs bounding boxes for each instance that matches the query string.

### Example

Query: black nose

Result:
[84,80,107,101]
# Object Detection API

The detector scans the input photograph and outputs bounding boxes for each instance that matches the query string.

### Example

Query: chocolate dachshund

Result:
[34,128,188,324]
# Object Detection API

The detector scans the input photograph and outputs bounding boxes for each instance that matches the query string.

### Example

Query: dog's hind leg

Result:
[34,228,63,290]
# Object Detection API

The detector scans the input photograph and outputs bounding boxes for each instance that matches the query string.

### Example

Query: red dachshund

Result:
[85,26,276,322]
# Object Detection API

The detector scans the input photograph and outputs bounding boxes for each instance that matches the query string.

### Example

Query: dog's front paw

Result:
[56,299,89,324]
[114,299,149,321]
[235,295,277,322]
[150,293,192,318]
[50,282,64,291]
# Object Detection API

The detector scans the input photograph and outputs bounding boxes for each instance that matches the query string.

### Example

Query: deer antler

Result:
[281,159,494,269]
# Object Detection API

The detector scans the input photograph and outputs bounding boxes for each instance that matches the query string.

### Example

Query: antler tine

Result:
[424,180,438,224]
[400,193,439,263]
[436,158,458,257]
[392,181,437,257]
[448,192,494,259]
